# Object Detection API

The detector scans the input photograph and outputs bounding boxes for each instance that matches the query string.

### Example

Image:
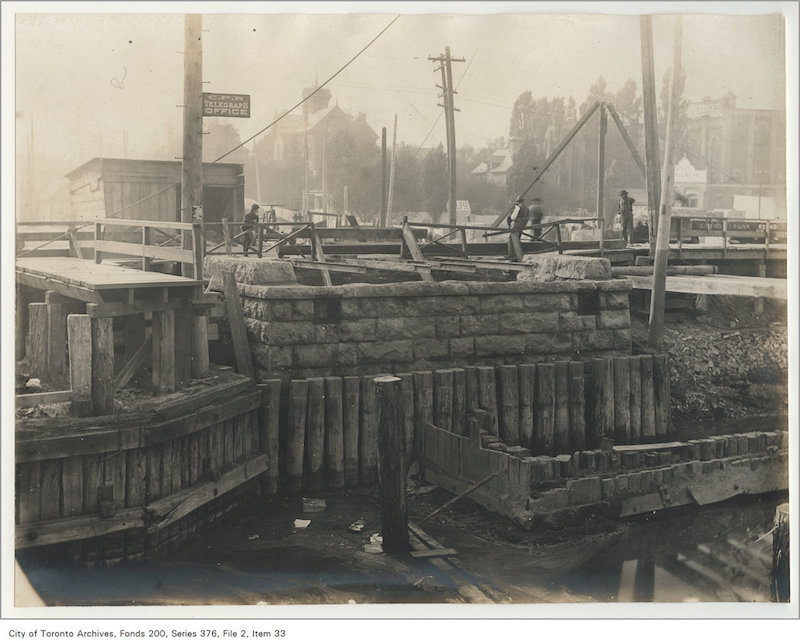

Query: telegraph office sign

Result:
[202,93,250,118]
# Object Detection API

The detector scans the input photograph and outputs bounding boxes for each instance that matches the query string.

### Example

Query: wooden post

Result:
[27,302,48,380]
[222,270,255,378]
[613,357,631,444]
[498,365,520,446]
[191,315,210,378]
[772,503,790,602]
[648,16,683,350]
[222,218,233,255]
[181,13,204,277]
[45,291,68,387]
[286,379,308,495]
[151,310,176,394]
[568,361,586,452]
[589,358,615,448]
[476,366,499,436]
[259,380,281,495]
[452,368,466,436]
[413,370,434,445]
[534,363,555,456]
[380,127,388,227]
[596,103,608,228]
[342,376,361,487]
[653,354,670,440]
[142,226,152,272]
[755,261,766,315]
[518,363,535,450]
[375,376,409,554]
[640,15,662,254]
[360,375,379,486]
[305,378,326,492]
[325,377,345,490]
[433,369,454,432]
[396,372,417,466]
[464,366,479,414]
[67,314,92,417]
[554,361,571,454]
[15,283,28,361]
[640,355,656,443]
[629,355,642,444]
[174,306,192,388]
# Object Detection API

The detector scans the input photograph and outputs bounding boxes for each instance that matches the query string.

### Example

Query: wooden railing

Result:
[94,218,204,278]
[16,221,94,259]
[669,213,786,251]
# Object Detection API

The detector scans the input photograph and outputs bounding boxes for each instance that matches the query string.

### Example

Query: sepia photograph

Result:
[1,0,796,623]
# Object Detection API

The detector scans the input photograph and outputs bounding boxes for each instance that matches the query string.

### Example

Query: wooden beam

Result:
[625,274,786,299]
[86,298,187,318]
[113,332,152,391]
[402,222,434,282]
[17,270,104,304]
[67,228,86,259]
[67,314,93,417]
[15,506,146,549]
[309,226,333,286]
[221,217,233,255]
[606,104,647,179]
[91,316,115,415]
[16,390,73,408]
[94,239,194,264]
[222,270,255,378]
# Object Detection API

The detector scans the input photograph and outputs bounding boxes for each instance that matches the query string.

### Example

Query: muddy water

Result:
[19,490,784,606]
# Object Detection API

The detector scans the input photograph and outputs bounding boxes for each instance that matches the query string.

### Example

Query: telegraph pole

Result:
[648,16,683,351]
[640,15,662,255]
[429,48,465,225]
[387,113,398,219]
[596,103,608,226]
[181,14,203,277]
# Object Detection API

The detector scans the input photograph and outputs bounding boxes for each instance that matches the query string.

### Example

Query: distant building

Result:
[470,147,514,187]
[682,94,785,218]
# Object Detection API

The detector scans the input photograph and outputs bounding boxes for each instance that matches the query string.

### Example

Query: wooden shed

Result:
[66,158,245,224]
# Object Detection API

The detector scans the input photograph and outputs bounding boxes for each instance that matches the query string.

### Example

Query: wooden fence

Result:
[263,355,670,494]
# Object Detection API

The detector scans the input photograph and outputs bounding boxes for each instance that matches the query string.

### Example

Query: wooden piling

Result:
[152,310,176,394]
[67,314,93,417]
[476,366,499,436]
[221,271,254,378]
[342,376,360,487]
[534,363,555,455]
[91,316,114,415]
[123,313,146,387]
[28,302,48,381]
[62,456,85,516]
[16,283,28,362]
[305,378,326,492]
[39,459,62,521]
[629,355,642,444]
[497,365,520,446]
[568,361,586,452]
[325,377,345,490]
[360,375,379,486]
[588,358,614,448]
[653,354,670,440]
[396,373,417,466]
[640,355,656,443]
[174,307,192,388]
[375,376,409,553]
[286,379,308,495]
[258,380,282,495]
[464,366,479,414]
[433,369,454,432]
[554,361,570,454]
[613,357,631,444]
[413,370,434,441]
[518,364,535,451]
[45,292,68,387]
[452,368,466,436]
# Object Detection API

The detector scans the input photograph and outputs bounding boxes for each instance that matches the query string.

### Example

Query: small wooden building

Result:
[66,158,245,224]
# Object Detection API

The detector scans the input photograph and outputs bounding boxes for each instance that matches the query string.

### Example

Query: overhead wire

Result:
[19,14,402,257]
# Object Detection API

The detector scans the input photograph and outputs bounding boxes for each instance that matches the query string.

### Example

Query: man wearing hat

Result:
[506,196,530,260]
[617,189,636,246]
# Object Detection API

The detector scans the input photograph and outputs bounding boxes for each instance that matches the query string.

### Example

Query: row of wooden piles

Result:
[264,354,670,495]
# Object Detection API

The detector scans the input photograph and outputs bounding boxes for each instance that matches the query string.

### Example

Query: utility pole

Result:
[648,16,683,351]
[322,119,328,213]
[303,103,310,219]
[252,139,262,205]
[181,14,203,277]
[596,103,608,227]
[640,15,662,255]
[380,127,388,227]
[429,47,465,225]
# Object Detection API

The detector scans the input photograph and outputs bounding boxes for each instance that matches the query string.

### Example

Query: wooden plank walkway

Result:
[16,257,202,291]
[622,273,787,300]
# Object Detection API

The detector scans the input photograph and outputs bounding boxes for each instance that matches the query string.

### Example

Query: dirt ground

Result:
[630,296,788,426]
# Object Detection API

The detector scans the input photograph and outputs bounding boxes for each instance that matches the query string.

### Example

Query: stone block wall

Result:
[236,279,632,381]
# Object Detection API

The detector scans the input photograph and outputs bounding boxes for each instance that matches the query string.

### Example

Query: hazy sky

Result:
[8,2,790,184]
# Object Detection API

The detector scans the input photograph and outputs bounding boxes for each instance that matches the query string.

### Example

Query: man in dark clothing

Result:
[506,196,530,260]
[617,190,635,246]
[530,197,545,240]
[242,203,260,256]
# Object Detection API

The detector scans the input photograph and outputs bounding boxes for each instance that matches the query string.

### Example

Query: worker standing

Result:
[530,197,545,240]
[241,203,260,256]
[506,196,530,261]
[617,189,636,246]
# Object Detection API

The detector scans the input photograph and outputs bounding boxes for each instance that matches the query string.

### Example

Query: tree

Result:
[391,144,424,214]
[325,128,381,220]
[203,123,248,164]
